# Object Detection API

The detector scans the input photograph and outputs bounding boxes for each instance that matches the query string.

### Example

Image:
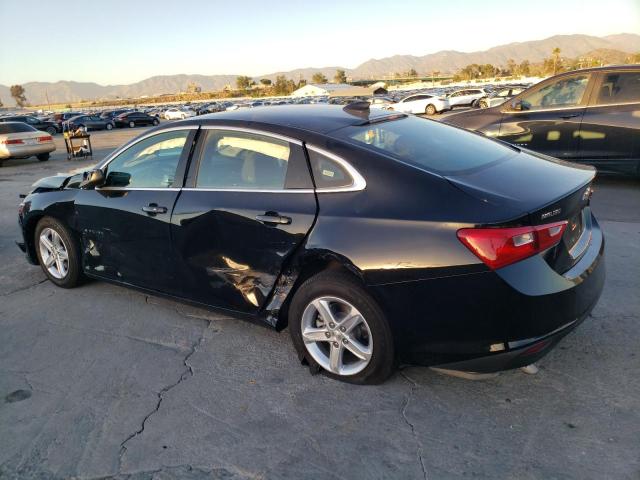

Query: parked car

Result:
[164,108,195,120]
[113,111,160,128]
[46,112,82,132]
[63,115,114,131]
[0,122,55,166]
[477,86,527,108]
[447,88,490,108]
[443,66,640,176]
[0,115,59,136]
[17,104,604,384]
[100,109,131,121]
[389,93,450,115]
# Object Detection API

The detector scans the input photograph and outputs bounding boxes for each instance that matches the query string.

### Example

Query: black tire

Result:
[288,271,395,384]
[36,153,49,162]
[46,126,57,136]
[153,119,159,126]
[425,104,436,115]
[34,217,83,288]
[78,124,86,131]
[106,123,113,130]
[479,100,488,109]
[129,121,136,128]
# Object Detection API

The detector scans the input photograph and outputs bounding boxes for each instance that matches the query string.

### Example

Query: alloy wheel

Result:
[301,296,373,376]
[39,227,69,279]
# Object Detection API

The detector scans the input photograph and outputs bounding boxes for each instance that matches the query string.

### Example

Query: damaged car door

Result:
[170,126,317,314]
[75,128,196,292]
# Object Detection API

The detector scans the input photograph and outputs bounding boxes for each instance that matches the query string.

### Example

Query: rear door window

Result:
[595,72,640,104]
[195,130,301,190]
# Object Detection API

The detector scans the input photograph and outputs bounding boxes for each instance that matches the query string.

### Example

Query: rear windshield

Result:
[332,115,515,175]
[0,123,37,134]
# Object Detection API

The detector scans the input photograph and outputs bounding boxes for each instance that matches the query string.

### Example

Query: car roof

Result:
[192,104,400,134]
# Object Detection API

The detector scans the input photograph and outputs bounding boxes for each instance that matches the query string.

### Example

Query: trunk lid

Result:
[445,149,596,273]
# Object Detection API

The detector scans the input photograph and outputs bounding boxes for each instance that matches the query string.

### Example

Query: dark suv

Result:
[443,66,640,176]
[0,115,59,136]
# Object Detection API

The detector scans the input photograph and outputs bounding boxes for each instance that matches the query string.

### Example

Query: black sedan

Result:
[16,105,605,384]
[64,114,114,131]
[0,115,58,136]
[443,65,640,177]
[113,111,160,128]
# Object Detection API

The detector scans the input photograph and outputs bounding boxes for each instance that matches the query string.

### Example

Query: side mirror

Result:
[511,100,523,111]
[80,169,105,189]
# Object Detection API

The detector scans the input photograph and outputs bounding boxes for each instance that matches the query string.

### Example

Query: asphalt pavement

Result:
[0,125,639,479]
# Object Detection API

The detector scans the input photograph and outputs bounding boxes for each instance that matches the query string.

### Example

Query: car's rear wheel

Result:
[479,100,488,108]
[153,119,159,126]
[289,271,394,384]
[425,104,436,115]
[106,123,113,130]
[46,126,57,136]
[129,121,135,128]
[36,153,49,161]
[35,217,82,288]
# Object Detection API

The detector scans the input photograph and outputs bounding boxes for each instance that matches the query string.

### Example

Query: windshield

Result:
[332,115,516,175]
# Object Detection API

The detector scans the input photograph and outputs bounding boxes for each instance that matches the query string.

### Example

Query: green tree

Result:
[311,72,328,84]
[236,76,253,90]
[0,97,3,108]
[259,78,272,86]
[333,69,347,83]
[10,85,27,107]
[506,59,516,75]
[406,68,418,78]
[273,75,297,95]
[518,60,530,76]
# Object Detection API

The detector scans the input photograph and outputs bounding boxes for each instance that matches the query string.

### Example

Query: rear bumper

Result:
[371,213,605,371]
[0,143,56,159]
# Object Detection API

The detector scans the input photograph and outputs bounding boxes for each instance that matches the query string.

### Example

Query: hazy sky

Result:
[1,0,638,85]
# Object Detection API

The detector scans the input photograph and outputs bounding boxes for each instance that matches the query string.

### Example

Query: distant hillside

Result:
[1,33,638,105]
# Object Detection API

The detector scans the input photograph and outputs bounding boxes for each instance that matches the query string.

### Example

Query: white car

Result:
[389,94,450,115]
[0,122,56,166]
[163,108,196,120]
[446,88,490,108]
[368,96,394,109]
[478,87,527,108]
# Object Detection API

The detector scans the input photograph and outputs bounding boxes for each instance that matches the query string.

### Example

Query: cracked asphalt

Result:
[1,127,639,479]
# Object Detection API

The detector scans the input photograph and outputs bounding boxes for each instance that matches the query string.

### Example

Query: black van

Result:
[443,66,640,176]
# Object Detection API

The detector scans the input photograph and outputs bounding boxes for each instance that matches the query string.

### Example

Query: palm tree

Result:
[552,47,561,75]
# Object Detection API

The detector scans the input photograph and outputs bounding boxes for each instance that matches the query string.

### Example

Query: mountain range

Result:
[1,33,639,105]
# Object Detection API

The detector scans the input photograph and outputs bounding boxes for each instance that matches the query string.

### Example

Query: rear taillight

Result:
[38,136,52,142]
[1,139,24,144]
[457,221,568,270]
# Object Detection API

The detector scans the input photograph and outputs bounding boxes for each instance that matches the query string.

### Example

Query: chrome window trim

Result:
[306,145,367,193]
[501,101,640,114]
[98,125,199,169]
[95,186,181,192]
[199,125,303,146]
[182,187,314,194]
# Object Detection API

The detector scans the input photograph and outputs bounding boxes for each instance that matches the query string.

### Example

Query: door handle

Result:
[255,213,291,225]
[142,204,167,214]
[560,113,580,119]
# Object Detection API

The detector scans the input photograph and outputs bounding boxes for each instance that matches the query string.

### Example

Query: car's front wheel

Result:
[35,217,82,288]
[289,271,395,384]
[153,119,159,126]
[425,104,436,115]
[129,121,135,128]
[106,123,113,130]
[46,126,57,136]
